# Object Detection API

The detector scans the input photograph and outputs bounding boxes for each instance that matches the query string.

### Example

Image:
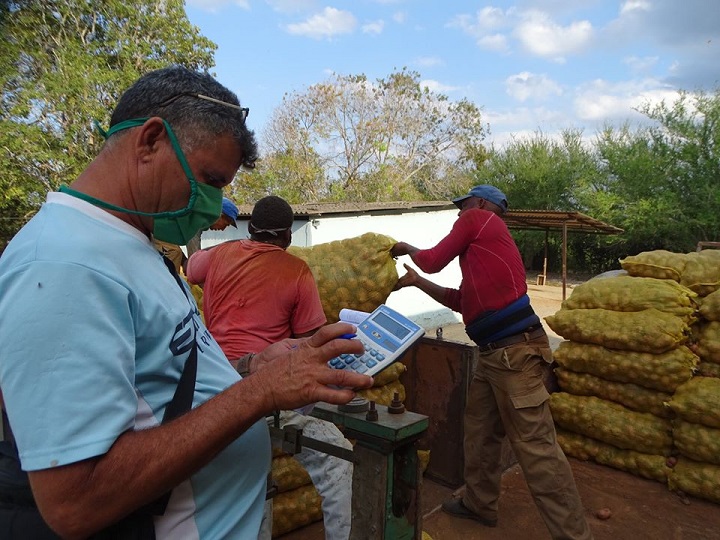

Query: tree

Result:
[593,89,720,257]
[259,68,487,203]
[0,0,217,248]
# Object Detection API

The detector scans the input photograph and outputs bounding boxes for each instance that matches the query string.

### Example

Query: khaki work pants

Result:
[463,335,593,540]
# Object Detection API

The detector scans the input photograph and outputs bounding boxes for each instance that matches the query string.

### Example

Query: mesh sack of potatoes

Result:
[668,457,720,505]
[699,288,720,321]
[553,341,697,393]
[679,250,720,296]
[666,376,720,429]
[561,275,697,321]
[549,392,673,456]
[556,428,669,483]
[673,420,720,466]
[555,368,672,418]
[288,233,398,323]
[417,449,431,475]
[356,379,405,407]
[272,483,323,538]
[545,308,690,354]
[619,250,690,281]
[371,361,406,387]
[692,321,720,364]
[697,361,720,378]
[271,454,312,493]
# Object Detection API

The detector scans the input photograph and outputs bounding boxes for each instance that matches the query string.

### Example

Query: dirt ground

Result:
[281,282,720,540]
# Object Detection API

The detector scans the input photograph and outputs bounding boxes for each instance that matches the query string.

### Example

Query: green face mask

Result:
[60,118,223,245]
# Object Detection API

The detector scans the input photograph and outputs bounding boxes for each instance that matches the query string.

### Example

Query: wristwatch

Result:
[236,353,255,377]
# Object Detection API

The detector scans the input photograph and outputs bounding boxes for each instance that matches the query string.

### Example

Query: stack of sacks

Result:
[270,448,323,538]
[545,273,698,483]
[665,377,720,504]
[622,249,720,378]
[288,233,398,323]
[694,287,720,377]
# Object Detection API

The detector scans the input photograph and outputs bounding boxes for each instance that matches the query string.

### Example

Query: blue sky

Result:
[185,0,720,150]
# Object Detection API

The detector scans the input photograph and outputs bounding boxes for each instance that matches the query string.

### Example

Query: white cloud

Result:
[573,79,680,122]
[393,11,407,24]
[186,0,249,12]
[421,79,460,94]
[415,56,443,68]
[362,20,385,34]
[624,55,659,74]
[514,10,593,61]
[478,34,509,53]
[448,9,513,52]
[285,7,356,39]
[505,72,563,102]
[620,0,651,16]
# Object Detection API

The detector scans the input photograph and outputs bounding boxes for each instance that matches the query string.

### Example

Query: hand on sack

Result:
[393,263,420,291]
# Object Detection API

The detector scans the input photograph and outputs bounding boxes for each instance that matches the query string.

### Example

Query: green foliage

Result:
[0,0,216,247]
[591,90,720,261]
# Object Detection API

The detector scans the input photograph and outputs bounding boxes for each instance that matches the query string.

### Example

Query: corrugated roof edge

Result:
[234,201,622,235]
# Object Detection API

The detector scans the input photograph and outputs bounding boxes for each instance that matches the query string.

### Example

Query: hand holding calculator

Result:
[328,304,425,377]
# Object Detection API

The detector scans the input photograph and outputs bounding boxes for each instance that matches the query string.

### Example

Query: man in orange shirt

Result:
[187,195,353,540]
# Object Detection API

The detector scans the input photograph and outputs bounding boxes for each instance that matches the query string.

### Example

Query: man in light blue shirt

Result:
[0,66,372,539]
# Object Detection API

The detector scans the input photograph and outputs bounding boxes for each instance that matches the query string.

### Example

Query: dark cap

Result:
[249,195,294,236]
[452,185,509,214]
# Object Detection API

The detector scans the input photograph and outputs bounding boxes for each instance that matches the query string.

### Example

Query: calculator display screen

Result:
[372,311,411,340]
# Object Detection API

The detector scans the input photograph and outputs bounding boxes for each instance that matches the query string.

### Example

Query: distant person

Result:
[186,195,354,540]
[391,185,592,539]
[0,65,371,539]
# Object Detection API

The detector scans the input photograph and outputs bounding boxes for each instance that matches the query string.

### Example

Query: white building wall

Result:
[199,208,464,330]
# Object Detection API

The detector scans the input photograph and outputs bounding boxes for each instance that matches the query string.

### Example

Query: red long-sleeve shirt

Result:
[412,208,527,324]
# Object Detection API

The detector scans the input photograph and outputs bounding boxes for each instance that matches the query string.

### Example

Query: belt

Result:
[476,325,546,352]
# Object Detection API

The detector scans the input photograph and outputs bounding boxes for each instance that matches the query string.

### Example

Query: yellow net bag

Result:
[666,376,720,429]
[668,458,720,505]
[620,250,690,281]
[553,341,697,393]
[288,233,398,323]
[545,308,690,354]
[555,368,672,418]
[561,275,697,321]
[556,428,669,483]
[549,392,673,455]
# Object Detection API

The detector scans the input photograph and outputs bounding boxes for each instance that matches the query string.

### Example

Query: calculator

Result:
[328,304,425,377]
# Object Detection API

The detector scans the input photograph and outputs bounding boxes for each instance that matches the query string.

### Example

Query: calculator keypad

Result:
[328,345,386,374]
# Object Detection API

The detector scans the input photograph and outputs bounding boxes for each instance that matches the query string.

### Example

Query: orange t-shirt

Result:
[186,240,326,360]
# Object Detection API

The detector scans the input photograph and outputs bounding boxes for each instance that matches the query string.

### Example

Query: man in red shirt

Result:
[186,195,353,540]
[391,185,592,540]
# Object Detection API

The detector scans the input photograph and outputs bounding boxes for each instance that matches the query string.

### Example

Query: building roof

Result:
[236,201,623,235]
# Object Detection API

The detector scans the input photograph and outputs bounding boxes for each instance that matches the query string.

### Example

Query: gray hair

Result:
[108,65,258,168]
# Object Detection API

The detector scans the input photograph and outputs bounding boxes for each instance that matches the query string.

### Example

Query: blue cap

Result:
[221,197,239,227]
[452,185,509,214]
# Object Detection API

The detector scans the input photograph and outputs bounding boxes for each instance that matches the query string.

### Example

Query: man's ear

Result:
[135,117,167,160]
[282,228,292,249]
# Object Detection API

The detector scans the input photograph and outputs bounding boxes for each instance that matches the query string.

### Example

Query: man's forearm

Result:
[30,376,271,539]
[412,273,452,308]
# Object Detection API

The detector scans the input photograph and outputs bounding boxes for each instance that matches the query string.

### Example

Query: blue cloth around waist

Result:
[465,294,541,346]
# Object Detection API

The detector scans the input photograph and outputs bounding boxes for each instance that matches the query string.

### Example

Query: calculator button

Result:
[366,359,377,368]
[344,356,355,365]
[355,364,368,374]
[376,354,385,361]
[351,360,362,369]
[369,350,378,357]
